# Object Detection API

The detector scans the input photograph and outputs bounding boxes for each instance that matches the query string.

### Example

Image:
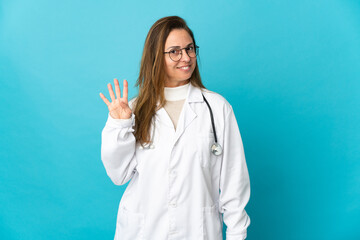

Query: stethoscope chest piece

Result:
[211,142,223,156]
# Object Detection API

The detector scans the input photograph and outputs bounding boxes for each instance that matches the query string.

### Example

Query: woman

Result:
[99,16,251,240]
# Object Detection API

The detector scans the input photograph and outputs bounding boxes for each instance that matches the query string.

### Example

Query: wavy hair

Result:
[132,16,205,146]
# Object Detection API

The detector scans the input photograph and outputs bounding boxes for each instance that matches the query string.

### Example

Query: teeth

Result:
[179,66,189,69]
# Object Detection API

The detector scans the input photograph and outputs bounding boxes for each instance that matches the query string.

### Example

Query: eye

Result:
[169,49,179,54]
[186,46,194,52]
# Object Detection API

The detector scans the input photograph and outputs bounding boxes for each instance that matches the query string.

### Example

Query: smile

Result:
[177,65,191,70]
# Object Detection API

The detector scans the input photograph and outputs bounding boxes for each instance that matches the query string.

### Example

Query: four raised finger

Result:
[99,92,111,106]
[100,78,129,106]
[114,79,121,99]
[123,79,128,102]
[107,83,116,101]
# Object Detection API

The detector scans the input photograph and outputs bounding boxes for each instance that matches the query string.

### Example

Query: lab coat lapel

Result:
[173,83,204,144]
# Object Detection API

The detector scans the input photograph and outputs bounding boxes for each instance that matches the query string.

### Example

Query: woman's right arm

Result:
[99,79,137,185]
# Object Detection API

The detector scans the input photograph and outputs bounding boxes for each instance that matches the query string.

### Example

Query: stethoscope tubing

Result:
[202,93,218,143]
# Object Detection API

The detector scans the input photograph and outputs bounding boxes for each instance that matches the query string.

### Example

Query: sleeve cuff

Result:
[105,112,135,129]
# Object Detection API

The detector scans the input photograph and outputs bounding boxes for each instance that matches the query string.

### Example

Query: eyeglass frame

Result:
[163,45,199,62]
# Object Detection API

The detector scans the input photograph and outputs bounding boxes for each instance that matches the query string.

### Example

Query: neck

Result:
[164,79,190,88]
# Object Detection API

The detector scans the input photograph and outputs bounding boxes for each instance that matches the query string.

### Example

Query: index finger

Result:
[122,79,128,102]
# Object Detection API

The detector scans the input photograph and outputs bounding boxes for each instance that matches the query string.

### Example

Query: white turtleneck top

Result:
[163,82,190,130]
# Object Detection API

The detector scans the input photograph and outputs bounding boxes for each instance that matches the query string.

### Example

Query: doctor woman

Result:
[99,16,251,240]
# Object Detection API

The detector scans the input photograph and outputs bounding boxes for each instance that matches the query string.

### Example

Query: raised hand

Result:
[99,79,132,119]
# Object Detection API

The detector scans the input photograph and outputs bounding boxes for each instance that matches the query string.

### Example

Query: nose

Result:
[180,49,191,62]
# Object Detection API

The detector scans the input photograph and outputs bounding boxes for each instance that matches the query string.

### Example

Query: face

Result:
[163,29,197,87]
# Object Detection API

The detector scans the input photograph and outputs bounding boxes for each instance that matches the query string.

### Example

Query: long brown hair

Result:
[133,16,205,146]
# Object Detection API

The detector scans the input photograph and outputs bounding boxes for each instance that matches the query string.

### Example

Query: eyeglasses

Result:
[164,45,199,62]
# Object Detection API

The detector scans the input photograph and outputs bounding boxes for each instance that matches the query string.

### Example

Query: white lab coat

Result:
[101,82,251,240]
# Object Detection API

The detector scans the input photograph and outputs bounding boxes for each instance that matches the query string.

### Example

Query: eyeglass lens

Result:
[169,46,198,61]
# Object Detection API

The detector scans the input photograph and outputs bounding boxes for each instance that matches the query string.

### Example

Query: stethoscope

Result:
[202,93,223,156]
[139,93,223,156]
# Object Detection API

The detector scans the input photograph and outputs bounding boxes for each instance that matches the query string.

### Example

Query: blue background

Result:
[1,0,359,239]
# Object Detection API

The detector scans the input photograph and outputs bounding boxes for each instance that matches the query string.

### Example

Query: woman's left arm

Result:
[218,104,251,240]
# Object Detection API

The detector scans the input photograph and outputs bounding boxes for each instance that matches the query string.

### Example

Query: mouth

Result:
[177,65,191,70]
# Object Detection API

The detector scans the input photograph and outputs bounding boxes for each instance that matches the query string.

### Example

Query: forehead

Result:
[165,29,193,48]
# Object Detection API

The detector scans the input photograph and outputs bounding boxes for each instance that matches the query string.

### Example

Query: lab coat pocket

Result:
[115,206,145,240]
[202,204,222,240]
[196,133,215,168]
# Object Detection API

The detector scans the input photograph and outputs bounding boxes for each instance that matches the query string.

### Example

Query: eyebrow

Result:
[166,43,194,50]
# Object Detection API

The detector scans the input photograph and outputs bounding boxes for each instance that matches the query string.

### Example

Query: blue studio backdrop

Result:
[1,0,359,239]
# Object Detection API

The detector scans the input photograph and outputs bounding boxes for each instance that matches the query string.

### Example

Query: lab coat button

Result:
[169,202,177,207]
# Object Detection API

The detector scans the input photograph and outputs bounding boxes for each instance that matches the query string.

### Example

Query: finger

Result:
[99,93,111,106]
[123,79,128,102]
[107,82,116,102]
[114,78,121,99]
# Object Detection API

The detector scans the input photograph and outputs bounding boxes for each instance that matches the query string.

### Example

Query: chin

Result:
[181,73,193,79]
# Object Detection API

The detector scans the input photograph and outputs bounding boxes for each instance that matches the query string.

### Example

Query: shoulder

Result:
[128,97,138,110]
[200,88,233,115]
